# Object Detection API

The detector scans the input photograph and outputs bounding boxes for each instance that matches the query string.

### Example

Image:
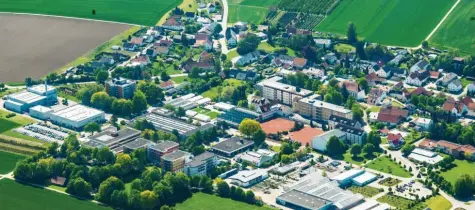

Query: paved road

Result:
[218,0,229,54]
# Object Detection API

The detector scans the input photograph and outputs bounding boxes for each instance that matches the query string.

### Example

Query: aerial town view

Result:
[0,0,474,210]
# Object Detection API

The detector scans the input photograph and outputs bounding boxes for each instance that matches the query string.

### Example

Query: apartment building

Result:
[161,150,193,172]
[294,95,352,122]
[147,141,180,165]
[105,77,137,99]
[256,76,313,106]
[184,152,217,176]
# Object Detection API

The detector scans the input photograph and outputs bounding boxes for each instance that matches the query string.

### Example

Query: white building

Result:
[228,169,268,187]
[49,105,106,130]
[448,80,463,93]
[236,149,276,167]
[314,39,332,48]
[257,76,313,106]
[184,152,217,176]
[4,84,57,113]
[408,148,443,165]
[29,105,53,120]
[312,129,346,152]
[411,117,432,130]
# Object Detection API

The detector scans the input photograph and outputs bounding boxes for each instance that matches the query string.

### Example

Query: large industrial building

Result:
[228,169,268,187]
[83,127,141,153]
[277,173,364,210]
[145,110,215,138]
[4,84,57,113]
[105,77,136,99]
[165,93,211,110]
[293,95,353,122]
[256,76,313,106]
[210,137,254,157]
[49,104,106,130]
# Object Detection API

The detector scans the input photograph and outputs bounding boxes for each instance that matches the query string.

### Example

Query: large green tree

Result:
[326,136,345,157]
[237,34,261,55]
[238,118,261,138]
[347,22,357,44]
[132,90,148,114]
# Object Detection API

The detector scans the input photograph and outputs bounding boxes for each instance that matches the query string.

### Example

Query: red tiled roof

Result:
[388,133,403,141]
[261,118,295,135]
[289,127,324,146]
[160,80,174,88]
[341,81,360,93]
[443,97,466,112]
[460,145,475,154]
[429,71,440,79]
[131,37,144,45]
[437,140,461,150]
[418,138,437,149]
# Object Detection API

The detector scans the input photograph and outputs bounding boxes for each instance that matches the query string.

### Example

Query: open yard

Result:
[0,14,131,82]
[0,179,112,210]
[440,159,475,185]
[429,0,475,55]
[377,194,426,210]
[0,151,25,174]
[201,79,245,100]
[316,0,457,47]
[192,107,221,119]
[348,185,380,198]
[367,156,412,178]
[0,0,180,25]
[228,0,280,24]
[175,192,272,210]
[426,195,452,210]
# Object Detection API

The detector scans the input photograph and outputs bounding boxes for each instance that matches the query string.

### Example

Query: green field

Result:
[430,0,475,55]
[0,0,181,25]
[228,0,280,24]
[440,159,475,185]
[316,0,457,47]
[426,195,452,210]
[377,194,426,210]
[348,185,380,198]
[367,156,412,178]
[201,79,245,100]
[192,107,221,119]
[0,151,25,174]
[176,192,272,210]
[0,179,112,210]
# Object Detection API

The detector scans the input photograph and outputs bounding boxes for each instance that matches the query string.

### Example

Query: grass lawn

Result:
[342,150,379,166]
[271,145,281,153]
[367,106,381,113]
[381,137,388,145]
[171,76,189,84]
[429,0,475,55]
[377,194,426,210]
[201,79,245,100]
[404,132,423,144]
[367,156,412,178]
[440,159,475,185]
[0,109,42,144]
[227,49,239,61]
[335,44,355,54]
[0,151,25,174]
[0,109,35,126]
[378,177,402,187]
[461,78,472,88]
[192,107,221,119]
[348,185,380,198]
[176,192,272,210]
[48,185,67,193]
[391,100,404,108]
[425,195,452,210]
[316,0,457,47]
[0,0,181,25]
[257,42,297,57]
[0,179,112,210]
[228,0,279,24]
[163,64,183,75]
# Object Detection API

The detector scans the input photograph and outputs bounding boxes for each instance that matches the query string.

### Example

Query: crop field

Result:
[278,0,339,14]
[429,0,475,55]
[228,0,280,24]
[0,151,25,174]
[0,14,130,82]
[316,0,457,47]
[0,0,181,25]
[0,179,112,210]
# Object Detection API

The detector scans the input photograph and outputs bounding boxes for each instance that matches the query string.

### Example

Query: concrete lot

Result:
[0,13,131,82]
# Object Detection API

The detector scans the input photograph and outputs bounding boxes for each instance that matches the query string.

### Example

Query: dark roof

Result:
[123,138,150,150]
[277,189,332,210]
[329,115,359,128]
[162,150,190,161]
[185,152,216,167]
[185,12,195,18]
[335,124,364,136]
[409,70,429,81]
[88,127,141,146]
[152,141,179,152]
[386,67,406,74]
[211,137,254,153]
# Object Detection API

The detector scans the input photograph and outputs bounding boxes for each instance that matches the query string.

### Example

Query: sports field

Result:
[228,0,280,24]
[176,192,272,210]
[430,0,475,55]
[0,179,112,210]
[0,151,25,174]
[0,0,181,25]
[316,0,457,47]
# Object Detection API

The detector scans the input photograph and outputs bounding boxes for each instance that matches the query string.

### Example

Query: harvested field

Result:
[0,14,131,82]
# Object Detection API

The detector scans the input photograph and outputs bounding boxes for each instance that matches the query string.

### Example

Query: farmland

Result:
[0,0,181,25]
[228,0,280,24]
[0,14,131,82]
[175,192,272,210]
[278,0,339,14]
[429,0,475,55]
[0,179,112,210]
[0,151,25,174]
[316,0,457,47]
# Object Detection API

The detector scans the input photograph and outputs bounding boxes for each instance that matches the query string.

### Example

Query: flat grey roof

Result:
[277,189,332,209]
[145,113,197,134]
[185,152,216,167]
[51,104,104,122]
[88,127,141,146]
[123,138,150,150]
[161,150,190,161]
[211,137,254,154]
[152,140,179,152]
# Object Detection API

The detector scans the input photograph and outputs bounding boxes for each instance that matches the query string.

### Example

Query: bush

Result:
[6,113,16,118]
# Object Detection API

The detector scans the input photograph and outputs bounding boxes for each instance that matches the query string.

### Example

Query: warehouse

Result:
[408,148,443,165]
[331,169,365,186]
[83,127,141,152]
[145,112,215,138]
[277,173,364,210]
[228,169,268,187]
[49,104,105,130]
[4,84,57,113]
[29,105,53,120]
[210,136,254,157]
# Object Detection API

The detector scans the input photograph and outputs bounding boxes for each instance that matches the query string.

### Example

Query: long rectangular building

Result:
[145,112,214,138]
[49,104,105,130]
[294,95,353,122]
[257,76,312,106]
[83,127,141,152]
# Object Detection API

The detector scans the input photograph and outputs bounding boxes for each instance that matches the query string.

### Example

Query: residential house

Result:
[405,70,429,87]
[323,53,338,65]
[129,55,151,67]
[184,12,195,20]
[443,97,467,117]
[257,25,269,32]
[123,42,137,51]
[411,117,432,131]
[418,139,438,151]
[208,3,216,13]
[182,53,215,72]
[232,51,260,66]
[226,28,238,47]
[429,71,441,80]
[461,96,475,111]
[340,80,366,100]
[448,79,463,93]
[366,73,386,86]
[328,115,362,130]
[403,87,433,101]
[162,16,184,31]
[388,67,406,78]
[159,81,174,90]
[468,82,475,94]
[130,37,145,47]
[197,17,212,25]
[302,68,325,79]
[453,57,465,70]
[438,72,458,86]
[435,140,475,160]
[377,105,409,125]
[335,124,366,146]
[367,88,387,105]
[234,21,248,31]
[388,54,404,66]
[194,33,213,51]
[145,48,157,57]
[388,133,405,149]
[226,69,259,81]
[369,66,391,78]
[312,129,346,152]
[314,39,332,48]
[410,60,430,73]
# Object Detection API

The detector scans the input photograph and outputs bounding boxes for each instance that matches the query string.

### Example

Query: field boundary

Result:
[423,0,461,42]
[0,12,141,26]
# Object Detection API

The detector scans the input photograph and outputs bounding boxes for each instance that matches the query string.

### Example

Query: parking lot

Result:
[14,123,70,144]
